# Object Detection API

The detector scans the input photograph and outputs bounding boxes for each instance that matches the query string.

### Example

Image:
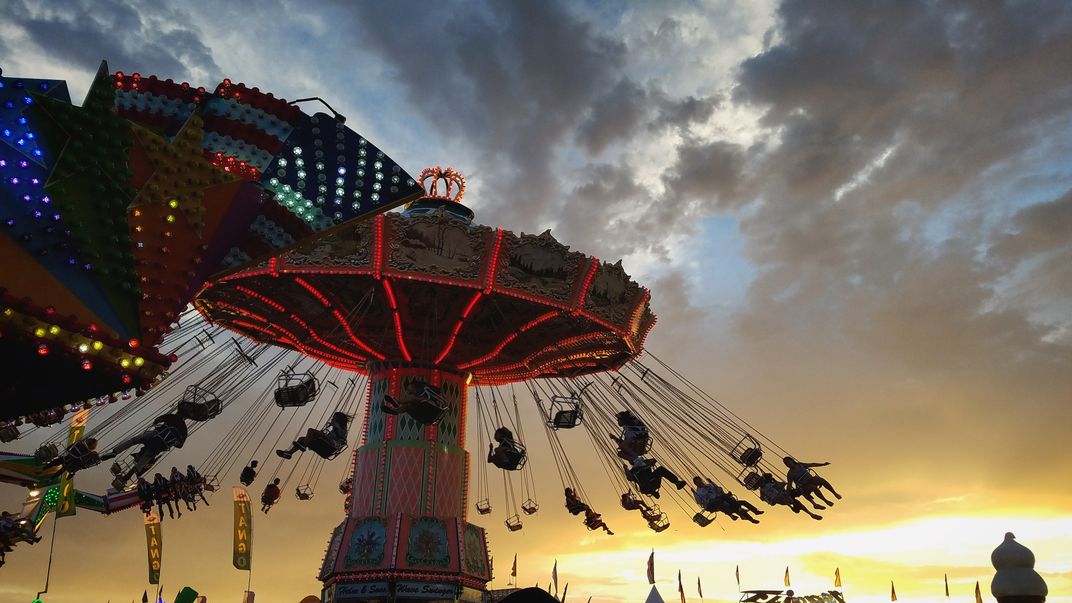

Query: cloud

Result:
[5,0,219,82]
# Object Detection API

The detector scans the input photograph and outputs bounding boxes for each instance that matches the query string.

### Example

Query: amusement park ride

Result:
[0,62,839,600]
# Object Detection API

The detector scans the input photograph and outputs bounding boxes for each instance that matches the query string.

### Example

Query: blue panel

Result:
[258,112,424,229]
[0,75,69,167]
[0,73,127,335]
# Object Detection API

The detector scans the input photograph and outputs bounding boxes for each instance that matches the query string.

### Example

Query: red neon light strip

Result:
[433,291,482,365]
[331,309,386,360]
[484,228,504,292]
[381,279,412,362]
[288,313,366,361]
[572,257,599,312]
[477,332,609,378]
[456,310,558,370]
[373,214,385,279]
[235,285,285,312]
[210,300,364,365]
[293,277,331,306]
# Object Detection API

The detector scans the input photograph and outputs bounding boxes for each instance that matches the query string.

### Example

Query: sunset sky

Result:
[1,1,1071,602]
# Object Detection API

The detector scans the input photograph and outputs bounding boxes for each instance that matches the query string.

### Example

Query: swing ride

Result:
[0,61,842,599]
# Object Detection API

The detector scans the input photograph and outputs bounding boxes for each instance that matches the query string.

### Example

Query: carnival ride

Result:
[0,62,840,595]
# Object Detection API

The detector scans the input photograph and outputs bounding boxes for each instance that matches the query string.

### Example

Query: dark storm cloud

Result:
[6,0,218,81]
[332,0,626,231]
[575,78,720,154]
[721,0,1072,328]
[661,138,745,208]
[716,0,1072,457]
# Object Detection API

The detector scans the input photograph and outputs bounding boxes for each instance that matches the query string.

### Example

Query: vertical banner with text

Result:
[233,486,252,570]
[56,409,90,517]
[145,511,162,584]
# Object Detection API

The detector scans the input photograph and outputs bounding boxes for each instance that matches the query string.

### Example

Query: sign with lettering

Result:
[335,582,390,598]
[144,511,162,584]
[740,590,845,603]
[395,582,457,598]
[233,486,253,570]
[57,409,90,517]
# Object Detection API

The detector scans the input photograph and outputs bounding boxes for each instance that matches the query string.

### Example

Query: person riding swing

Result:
[487,427,525,470]
[753,473,823,520]
[277,412,349,460]
[624,457,686,498]
[783,456,841,508]
[692,476,763,523]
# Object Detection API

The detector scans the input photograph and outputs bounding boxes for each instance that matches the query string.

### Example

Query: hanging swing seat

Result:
[33,443,60,464]
[475,499,493,515]
[384,383,450,425]
[307,434,347,460]
[731,434,763,467]
[521,498,539,515]
[640,504,664,523]
[504,514,523,531]
[741,470,764,491]
[203,475,220,493]
[274,371,319,408]
[547,395,583,429]
[295,484,314,500]
[647,513,671,532]
[0,424,19,443]
[692,512,714,527]
[177,385,222,422]
[490,441,527,471]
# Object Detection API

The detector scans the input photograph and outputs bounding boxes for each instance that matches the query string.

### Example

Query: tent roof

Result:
[645,585,666,603]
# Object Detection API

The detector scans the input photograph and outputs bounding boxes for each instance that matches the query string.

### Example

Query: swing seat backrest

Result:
[692,512,713,527]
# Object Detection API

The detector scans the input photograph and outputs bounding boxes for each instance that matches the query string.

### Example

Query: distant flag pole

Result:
[736,565,741,592]
[835,568,842,589]
[945,574,950,597]
[648,550,656,585]
[698,576,704,599]
[891,581,898,601]
[678,570,686,603]
[785,567,791,587]
[975,581,983,603]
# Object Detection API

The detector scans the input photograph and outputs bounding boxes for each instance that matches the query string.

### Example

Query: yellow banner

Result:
[145,512,162,584]
[233,486,252,570]
[56,409,90,517]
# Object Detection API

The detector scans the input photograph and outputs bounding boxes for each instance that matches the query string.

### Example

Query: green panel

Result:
[30,63,140,336]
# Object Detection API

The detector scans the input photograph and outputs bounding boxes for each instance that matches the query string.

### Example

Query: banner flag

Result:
[835,568,842,588]
[785,567,791,587]
[233,486,253,570]
[512,553,517,578]
[552,559,559,595]
[891,581,898,601]
[975,581,983,603]
[57,409,90,517]
[648,550,656,585]
[698,576,704,599]
[678,570,685,603]
[945,574,950,597]
[562,583,568,603]
[736,565,740,591]
[144,511,162,584]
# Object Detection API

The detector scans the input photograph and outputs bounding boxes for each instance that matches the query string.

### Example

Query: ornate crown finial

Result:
[418,166,466,203]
